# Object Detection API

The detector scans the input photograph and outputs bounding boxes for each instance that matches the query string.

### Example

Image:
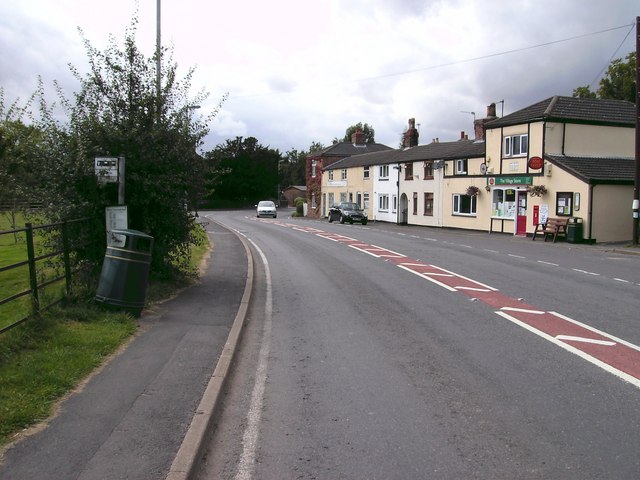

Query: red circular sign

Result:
[528,156,543,170]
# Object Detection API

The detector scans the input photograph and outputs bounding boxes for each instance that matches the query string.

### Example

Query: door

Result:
[516,190,527,235]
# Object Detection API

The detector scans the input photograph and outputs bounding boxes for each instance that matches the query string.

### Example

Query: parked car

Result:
[256,200,277,218]
[328,202,368,225]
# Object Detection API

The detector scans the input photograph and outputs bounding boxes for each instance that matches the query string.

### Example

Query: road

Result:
[196,209,640,480]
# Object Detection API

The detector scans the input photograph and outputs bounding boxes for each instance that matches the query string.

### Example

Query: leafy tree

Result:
[205,137,280,208]
[25,15,226,278]
[573,52,636,102]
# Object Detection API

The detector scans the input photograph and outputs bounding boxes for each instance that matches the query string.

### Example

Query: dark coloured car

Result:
[328,202,368,225]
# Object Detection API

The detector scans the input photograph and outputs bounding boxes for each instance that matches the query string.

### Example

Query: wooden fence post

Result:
[25,222,40,313]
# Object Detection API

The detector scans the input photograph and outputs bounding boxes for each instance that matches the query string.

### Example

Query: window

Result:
[328,170,334,181]
[392,195,397,213]
[455,159,468,175]
[340,192,347,203]
[453,193,477,216]
[311,159,317,177]
[356,192,362,207]
[379,165,389,179]
[491,188,517,218]
[363,192,370,209]
[328,193,334,207]
[504,134,528,157]
[311,193,316,208]
[556,192,573,216]
[379,194,389,212]
[424,192,433,216]
[364,166,370,179]
[341,169,347,180]
[412,192,418,215]
[424,161,434,179]
[405,163,413,180]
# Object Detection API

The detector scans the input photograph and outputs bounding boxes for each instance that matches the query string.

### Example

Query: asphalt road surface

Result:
[196,210,640,480]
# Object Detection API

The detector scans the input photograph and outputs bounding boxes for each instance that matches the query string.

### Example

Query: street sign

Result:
[95,157,119,184]
[106,206,128,246]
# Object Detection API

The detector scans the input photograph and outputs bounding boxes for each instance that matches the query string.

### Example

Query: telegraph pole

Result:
[634,16,640,245]
[156,0,161,115]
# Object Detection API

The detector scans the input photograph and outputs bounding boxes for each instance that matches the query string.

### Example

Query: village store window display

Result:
[492,188,517,219]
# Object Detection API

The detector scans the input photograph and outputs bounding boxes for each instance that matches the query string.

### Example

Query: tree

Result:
[27,14,226,278]
[573,52,636,102]
[336,122,376,144]
[205,137,280,208]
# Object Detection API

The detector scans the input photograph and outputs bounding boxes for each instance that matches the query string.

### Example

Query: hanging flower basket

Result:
[527,185,547,197]
[466,185,480,196]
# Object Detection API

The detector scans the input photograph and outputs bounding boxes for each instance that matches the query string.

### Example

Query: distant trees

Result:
[204,137,280,208]
[573,52,636,102]
[334,122,376,144]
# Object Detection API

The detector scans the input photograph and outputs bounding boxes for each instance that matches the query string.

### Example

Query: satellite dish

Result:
[480,162,488,175]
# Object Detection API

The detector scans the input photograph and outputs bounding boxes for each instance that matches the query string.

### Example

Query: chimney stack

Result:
[473,102,498,141]
[401,118,419,148]
[351,127,366,145]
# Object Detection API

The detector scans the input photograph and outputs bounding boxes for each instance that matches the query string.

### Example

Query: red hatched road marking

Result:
[257,219,640,388]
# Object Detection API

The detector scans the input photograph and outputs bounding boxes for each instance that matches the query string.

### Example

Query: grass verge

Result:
[0,222,210,448]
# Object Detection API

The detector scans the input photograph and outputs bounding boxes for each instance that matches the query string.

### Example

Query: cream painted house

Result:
[482,96,636,242]
[313,97,636,243]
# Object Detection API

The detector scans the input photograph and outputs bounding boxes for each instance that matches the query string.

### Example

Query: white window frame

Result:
[392,194,397,213]
[379,194,389,212]
[328,170,334,181]
[328,193,335,207]
[452,193,477,216]
[379,165,389,180]
[311,159,317,178]
[363,166,370,179]
[363,192,370,209]
[504,134,528,157]
[455,159,467,175]
[341,169,347,180]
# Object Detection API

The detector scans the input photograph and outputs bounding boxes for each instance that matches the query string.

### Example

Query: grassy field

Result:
[0,218,210,447]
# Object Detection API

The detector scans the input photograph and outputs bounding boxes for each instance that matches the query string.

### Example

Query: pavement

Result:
[0,219,253,480]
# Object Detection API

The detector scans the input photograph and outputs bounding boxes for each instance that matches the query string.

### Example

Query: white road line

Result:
[555,335,616,346]
[550,311,640,353]
[398,265,457,291]
[496,311,640,389]
[501,306,545,315]
[235,240,273,480]
[614,278,631,283]
[484,249,499,253]
[573,268,600,276]
[508,254,526,259]
[537,260,559,266]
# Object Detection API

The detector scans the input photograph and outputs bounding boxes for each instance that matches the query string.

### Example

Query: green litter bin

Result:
[95,229,153,317]
[567,217,583,243]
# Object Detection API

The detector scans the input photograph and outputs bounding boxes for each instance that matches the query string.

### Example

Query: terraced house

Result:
[312,96,636,243]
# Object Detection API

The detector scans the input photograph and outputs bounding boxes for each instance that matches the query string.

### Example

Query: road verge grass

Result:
[0,222,210,448]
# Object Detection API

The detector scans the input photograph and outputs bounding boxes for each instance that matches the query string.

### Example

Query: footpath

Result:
[0,220,252,480]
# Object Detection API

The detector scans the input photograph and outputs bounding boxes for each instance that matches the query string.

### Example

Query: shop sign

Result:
[493,176,532,186]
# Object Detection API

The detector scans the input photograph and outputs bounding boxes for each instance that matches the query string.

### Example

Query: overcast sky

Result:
[1,1,637,153]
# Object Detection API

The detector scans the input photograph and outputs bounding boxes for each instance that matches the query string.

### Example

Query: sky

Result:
[0,0,637,154]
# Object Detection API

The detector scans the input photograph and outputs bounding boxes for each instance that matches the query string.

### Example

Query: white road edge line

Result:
[235,239,273,480]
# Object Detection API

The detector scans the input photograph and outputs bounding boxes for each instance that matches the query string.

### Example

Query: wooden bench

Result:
[532,217,569,243]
